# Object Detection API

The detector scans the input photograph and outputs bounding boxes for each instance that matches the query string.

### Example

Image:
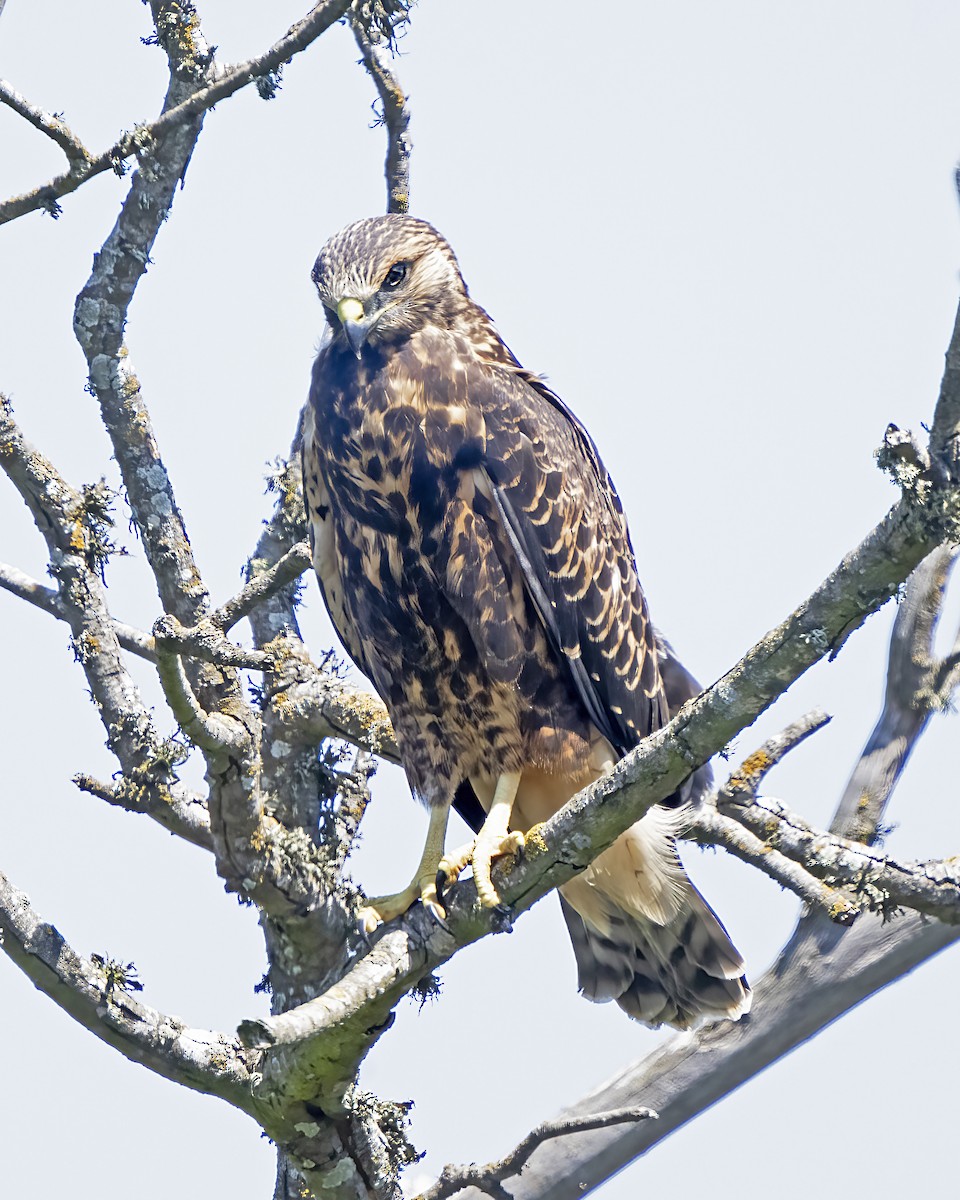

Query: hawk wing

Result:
[472,364,667,755]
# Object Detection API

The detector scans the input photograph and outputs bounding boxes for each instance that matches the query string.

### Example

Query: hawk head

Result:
[312,215,469,358]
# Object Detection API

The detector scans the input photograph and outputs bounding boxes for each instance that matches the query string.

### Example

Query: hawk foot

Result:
[357,874,445,934]
[437,828,525,910]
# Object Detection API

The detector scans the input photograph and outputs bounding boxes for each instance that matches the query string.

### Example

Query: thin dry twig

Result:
[419,1108,657,1200]
[213,541,311,632]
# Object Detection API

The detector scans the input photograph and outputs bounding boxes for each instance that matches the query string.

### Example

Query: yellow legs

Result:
[439,771,524,908]
[358,772,526,931]
[357,802,450,933]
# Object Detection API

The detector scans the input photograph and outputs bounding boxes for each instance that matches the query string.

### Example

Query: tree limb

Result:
[215,541,312,633]
[350,3,413,214]
[487,911,959,1200]
[420,1108,657,1200]
[0,558,156,659]
[688,803,858,924]
[831,543,959,842]
[0,79,91,170]
[0,867,255,1107]
[0,0,353,225]
[73,771,212,850]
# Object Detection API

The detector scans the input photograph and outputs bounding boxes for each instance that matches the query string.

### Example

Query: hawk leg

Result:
[358,802,450,933]
[439,771,524,908]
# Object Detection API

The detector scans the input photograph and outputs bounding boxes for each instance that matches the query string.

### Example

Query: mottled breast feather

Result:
[304,307,668,799]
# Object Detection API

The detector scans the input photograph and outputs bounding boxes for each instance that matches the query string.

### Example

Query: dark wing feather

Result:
[476,366,667,754]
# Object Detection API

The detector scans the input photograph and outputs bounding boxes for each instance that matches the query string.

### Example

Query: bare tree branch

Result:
[715,709,832,801]
[0,395,159,770]
[73,771,212,850]
[689,803,858,924]
[831,543,959,842]
[216,541,312,633]
[0,867,255,1106]
[489,911,959,1200]
[350,3,413,214]
[0,0,353,225]
[153,630,252,756]
[0,559,156,659]
[0,79,91,170]
[717,791,960,921]
[420,1108,657,1200]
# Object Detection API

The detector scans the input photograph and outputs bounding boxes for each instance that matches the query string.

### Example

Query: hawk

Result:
[302,214,750,1028]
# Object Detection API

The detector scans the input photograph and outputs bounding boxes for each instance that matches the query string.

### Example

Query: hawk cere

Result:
[302,215,750,1028]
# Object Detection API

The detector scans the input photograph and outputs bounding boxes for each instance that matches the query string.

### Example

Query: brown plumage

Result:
[302,214,750,1028]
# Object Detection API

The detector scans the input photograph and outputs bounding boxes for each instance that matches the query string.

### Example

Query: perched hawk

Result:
[302,214,750,1028]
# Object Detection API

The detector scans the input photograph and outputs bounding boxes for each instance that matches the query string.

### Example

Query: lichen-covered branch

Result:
[0,397,156,766]
[73,771,212,850]
[0,78,91,170]
[0,0,353,225]
[0,559,152,660]
[216,540,311,633]
[0,867,255,1107]
[688,803,858,924]
[718,791,960,922]
[350,1,413,213]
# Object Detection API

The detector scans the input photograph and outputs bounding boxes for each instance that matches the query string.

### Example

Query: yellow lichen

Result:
[738,749,772,777]
[523,823,548,856]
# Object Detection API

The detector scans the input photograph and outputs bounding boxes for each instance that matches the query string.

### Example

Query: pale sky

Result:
[2,3,959,1197]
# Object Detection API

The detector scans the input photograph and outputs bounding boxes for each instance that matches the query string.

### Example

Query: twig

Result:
[715,709,831,802]
[213,540,311,632]
[0,0,353,225]
[73,772,212,851]
[350,6,413,213]
[0,559,155,660]
[689,805,858,925]
[420,1108,657,1200]
[0,80,91,169]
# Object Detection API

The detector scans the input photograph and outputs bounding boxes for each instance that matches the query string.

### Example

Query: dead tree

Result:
[2,4,959,1198]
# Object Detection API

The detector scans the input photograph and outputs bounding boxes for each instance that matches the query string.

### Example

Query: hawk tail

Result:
[558,809,751,1029]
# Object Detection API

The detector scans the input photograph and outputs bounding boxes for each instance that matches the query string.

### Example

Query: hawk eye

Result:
[382,262,408,291]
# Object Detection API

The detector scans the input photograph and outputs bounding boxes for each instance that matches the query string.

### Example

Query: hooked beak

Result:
[336,297,371,358]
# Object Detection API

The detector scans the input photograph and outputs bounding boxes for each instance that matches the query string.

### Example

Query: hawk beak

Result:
[336,297,370,358]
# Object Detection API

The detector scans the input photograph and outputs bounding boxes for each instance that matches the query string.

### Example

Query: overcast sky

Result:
[2,2,960,1197]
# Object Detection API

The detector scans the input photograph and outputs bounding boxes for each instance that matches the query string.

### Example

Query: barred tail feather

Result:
[559,808,751,1029]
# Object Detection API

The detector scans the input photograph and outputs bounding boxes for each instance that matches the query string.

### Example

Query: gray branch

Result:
[0,867,255,1107]
[420,1108,657,1200]
[350,4,413,214]
[486,911,959,1200]
[0,0,354,225]
[0,559,155,660]
[831,542,959,842]
[0,79,91,169]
